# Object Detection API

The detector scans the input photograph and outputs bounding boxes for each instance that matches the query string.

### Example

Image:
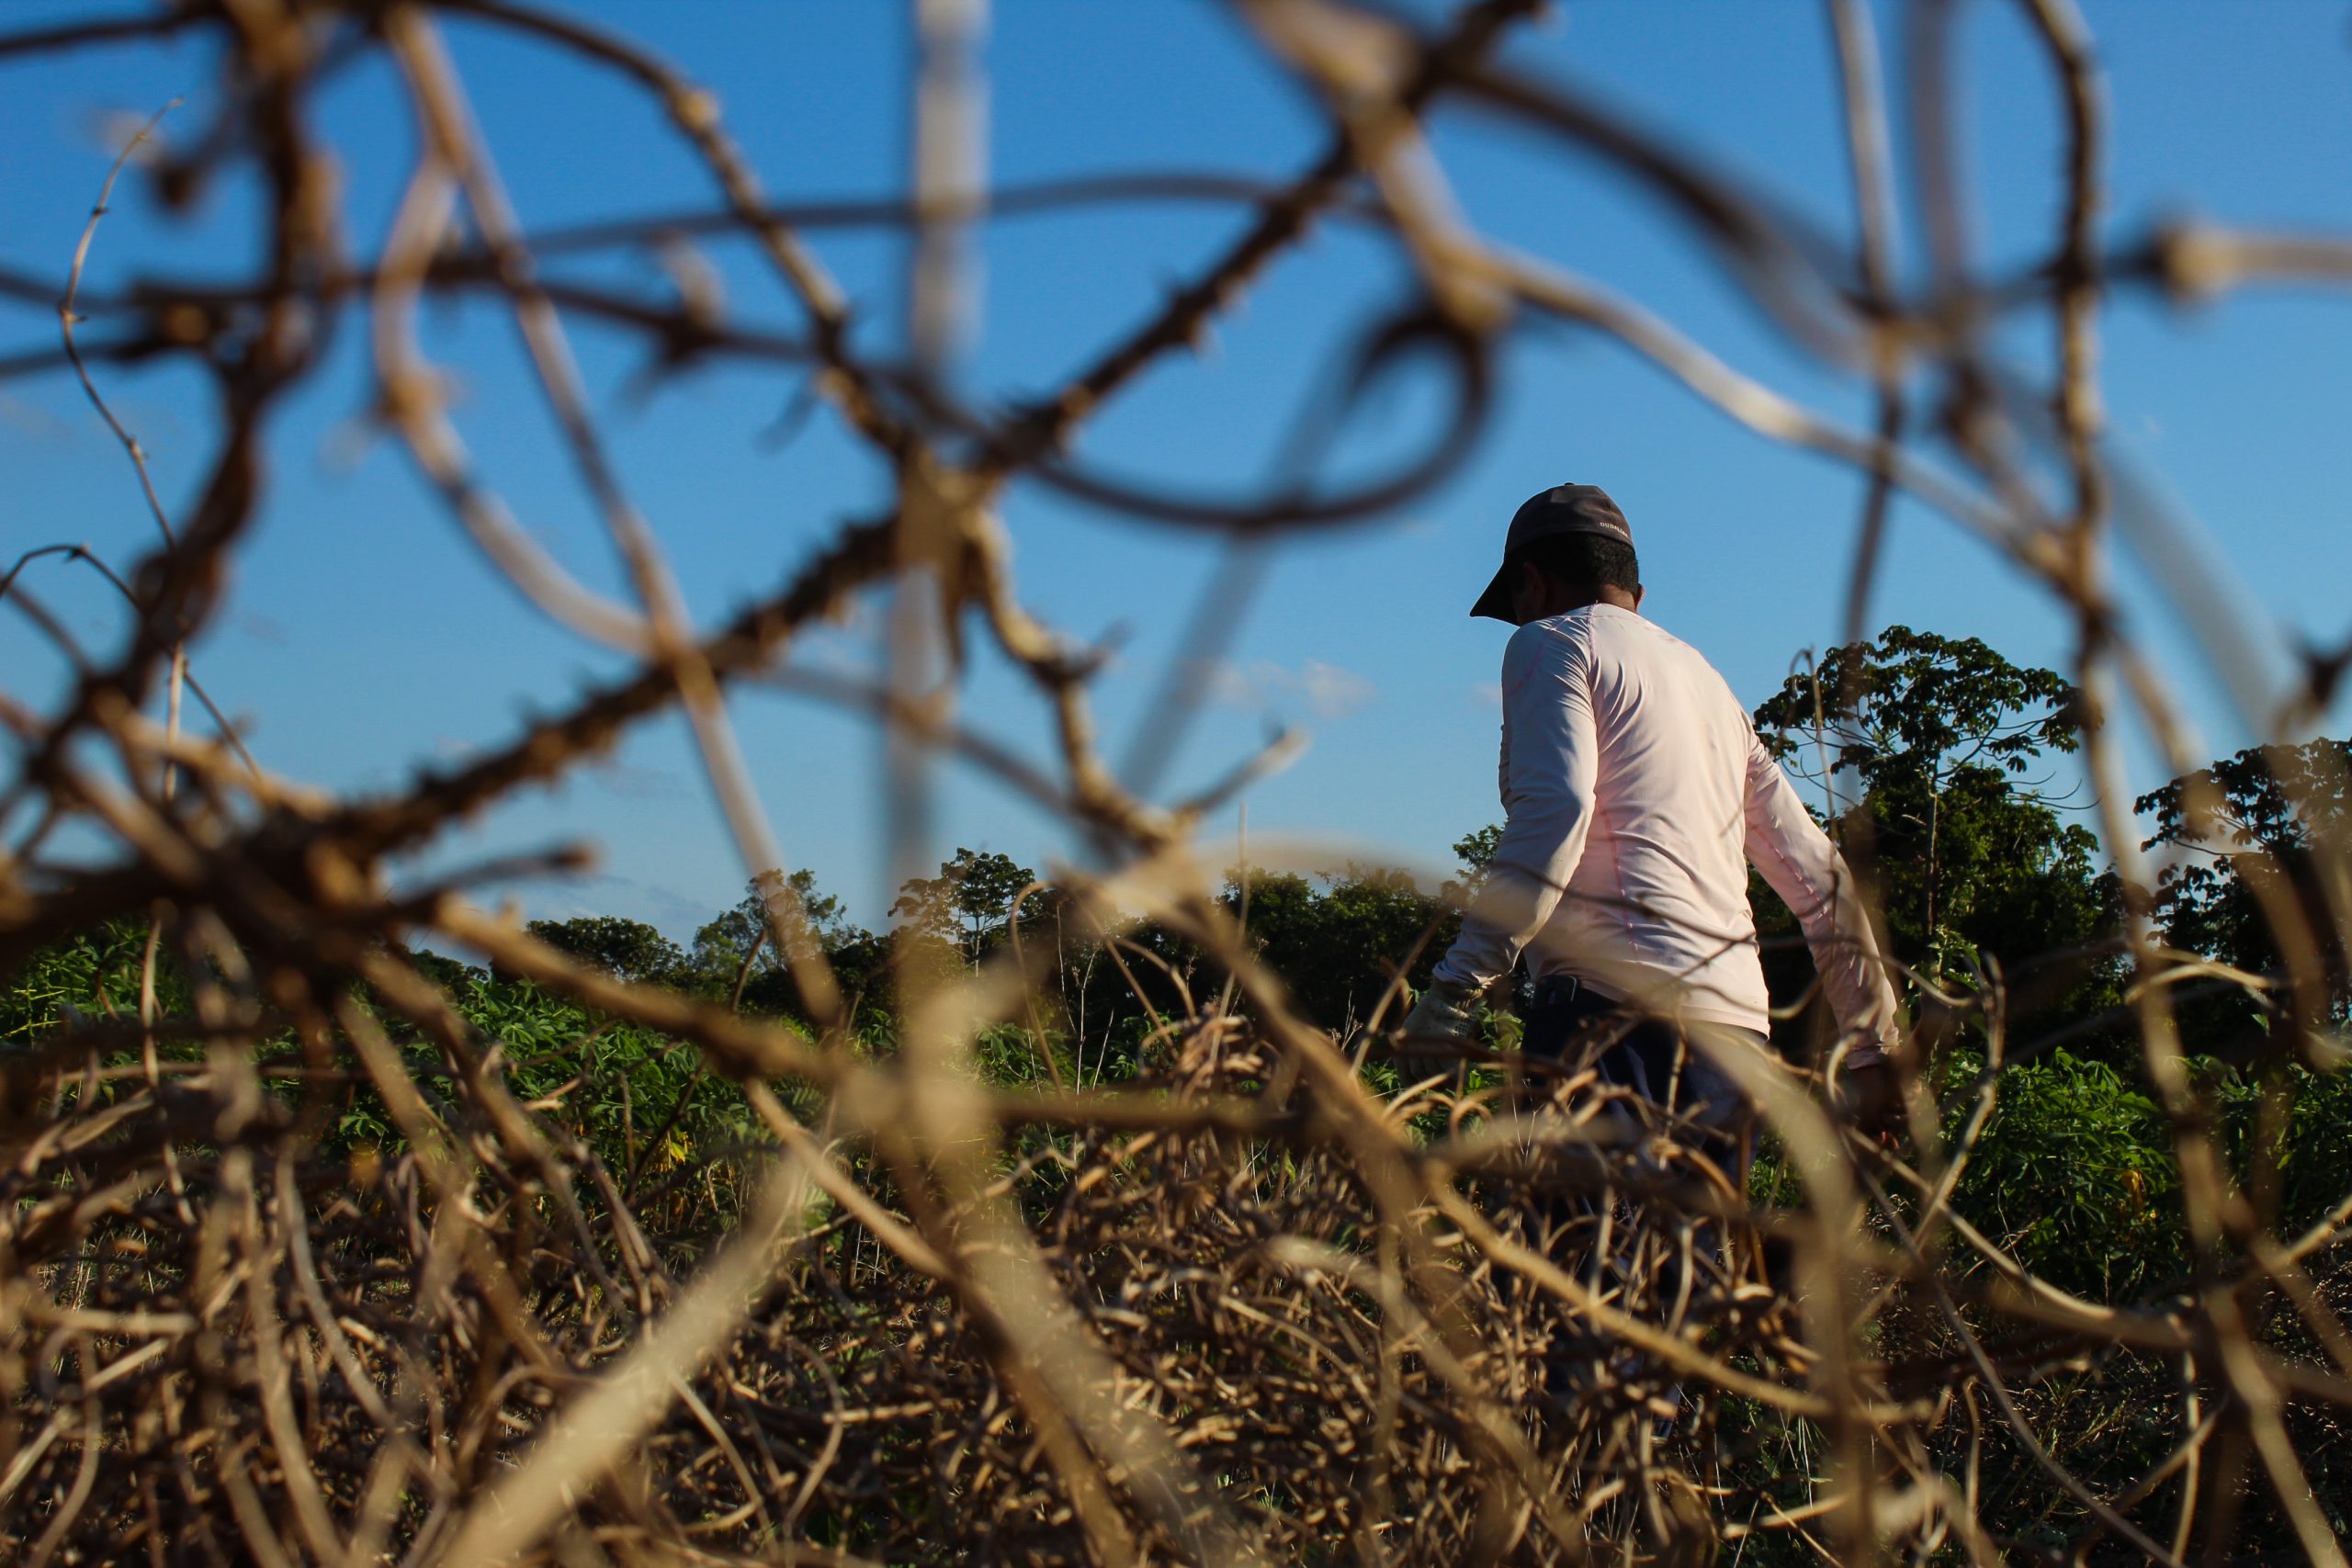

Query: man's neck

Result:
[1528,584,1640,622]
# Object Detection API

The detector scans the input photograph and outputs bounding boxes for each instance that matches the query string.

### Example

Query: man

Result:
[1398,483,1902,1146]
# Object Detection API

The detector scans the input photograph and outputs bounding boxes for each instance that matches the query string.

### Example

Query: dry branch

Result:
[2,2,2349,1563]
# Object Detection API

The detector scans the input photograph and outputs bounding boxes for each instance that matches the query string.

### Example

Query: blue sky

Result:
[6,2,2350,937]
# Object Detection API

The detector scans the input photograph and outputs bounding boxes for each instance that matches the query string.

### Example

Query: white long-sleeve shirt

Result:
[1432,604,1901,1053]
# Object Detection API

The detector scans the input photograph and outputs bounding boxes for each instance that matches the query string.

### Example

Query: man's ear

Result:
[1633,583,1646,610]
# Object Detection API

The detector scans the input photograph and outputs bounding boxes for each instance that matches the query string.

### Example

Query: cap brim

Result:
[1469,561,1515,621]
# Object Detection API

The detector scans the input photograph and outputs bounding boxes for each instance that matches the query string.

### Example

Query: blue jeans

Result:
[1513,976,1770,1405]
[1520,974,1760,1174]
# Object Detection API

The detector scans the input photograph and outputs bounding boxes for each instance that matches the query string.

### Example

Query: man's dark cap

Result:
[1469,483,1635,621]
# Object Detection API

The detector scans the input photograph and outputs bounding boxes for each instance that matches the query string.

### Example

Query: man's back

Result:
[1440,602,1769,1028]
[1525,604,1765,1022]
[1435,602,1894,1045]
[1407,479,1896,1101]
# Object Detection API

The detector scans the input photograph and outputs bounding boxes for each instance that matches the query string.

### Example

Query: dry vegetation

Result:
[3,1,2351,1563]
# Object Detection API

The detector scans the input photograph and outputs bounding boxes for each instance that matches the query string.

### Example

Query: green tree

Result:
[2137,736,2352,1055]
[523,915,689,987]
[1452,825,1502,875]
[693,868,864,983]
[1751,626,2120,1057]
[405,946,485,994]
[1227,862,1459,1032]
[890,848,1038,970]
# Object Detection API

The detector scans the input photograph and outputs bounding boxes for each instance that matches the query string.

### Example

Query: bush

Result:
[1952,1049,2184,1300]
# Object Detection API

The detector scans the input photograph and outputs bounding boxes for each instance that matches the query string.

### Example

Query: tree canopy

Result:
[888,848,1038,971]
[523,914,690,988]
[692,867,865,982]
[2139,736,2352,1052]
[1747,626,2120,1056]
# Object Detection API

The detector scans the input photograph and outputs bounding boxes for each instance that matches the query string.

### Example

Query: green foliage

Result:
[1926,1047,2352,1304]
[0,921,772,1239]
[1451,824,1502,874]
[0,917,173,1046]
[889,848,1037,970]
[693,867,866,985]
[2138,736,2352,1048]
[1951,1049,2183,1299]
[452,978,764,1220]
[692,876,778,982]
[2270,1061,2352,1232]
[8,693,2344,1358]
[1751,626,2125,1058]
[523,914,689,987]
[1752,624,2080,781]
[406,946,484,993]
[1225,861,1464,1031]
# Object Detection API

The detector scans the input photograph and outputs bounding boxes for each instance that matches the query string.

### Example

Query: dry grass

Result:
[3,2,2350,1562]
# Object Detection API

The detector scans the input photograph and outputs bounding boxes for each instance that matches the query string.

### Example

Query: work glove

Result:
[1832,1043,1905,1143]
[1392,980,1480,1083]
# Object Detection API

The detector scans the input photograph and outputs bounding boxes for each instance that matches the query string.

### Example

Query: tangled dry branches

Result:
[4,2,2352,1563]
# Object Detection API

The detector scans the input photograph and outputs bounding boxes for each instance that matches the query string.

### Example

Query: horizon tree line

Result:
[491,626,2345,1077]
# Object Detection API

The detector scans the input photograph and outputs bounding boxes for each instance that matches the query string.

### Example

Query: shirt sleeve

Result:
[1433,621,1600,990]
[1741,732,1903,1060]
